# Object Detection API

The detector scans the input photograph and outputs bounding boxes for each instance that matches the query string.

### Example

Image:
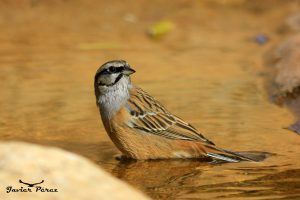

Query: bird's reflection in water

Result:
[112,159,213,199]
[113,159,300,199]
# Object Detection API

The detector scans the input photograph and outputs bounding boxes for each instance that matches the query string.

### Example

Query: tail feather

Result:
[226,150,269,162]
[207,152,240,163]
[205,145,269,163]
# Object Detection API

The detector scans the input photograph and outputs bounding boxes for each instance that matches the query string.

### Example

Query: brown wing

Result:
[125,87,215,145]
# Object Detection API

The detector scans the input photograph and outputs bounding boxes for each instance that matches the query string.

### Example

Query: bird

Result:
[94,60,263,162]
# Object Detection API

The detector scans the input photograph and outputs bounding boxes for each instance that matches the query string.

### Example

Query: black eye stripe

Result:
[94,66,126,84]
[109,66,124,73]
[109,66,116,72]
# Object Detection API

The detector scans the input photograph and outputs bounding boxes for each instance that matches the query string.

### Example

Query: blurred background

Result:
[0,0,300,199]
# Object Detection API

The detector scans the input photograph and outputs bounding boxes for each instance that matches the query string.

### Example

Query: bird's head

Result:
[94,60,135,96]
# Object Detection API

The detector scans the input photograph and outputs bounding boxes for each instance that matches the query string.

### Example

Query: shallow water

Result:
[0,1,300,199]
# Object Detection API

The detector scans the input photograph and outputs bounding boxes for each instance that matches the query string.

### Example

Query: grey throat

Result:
[96,76,132,120]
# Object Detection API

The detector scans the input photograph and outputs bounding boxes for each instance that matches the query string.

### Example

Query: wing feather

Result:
[126,87,215,145]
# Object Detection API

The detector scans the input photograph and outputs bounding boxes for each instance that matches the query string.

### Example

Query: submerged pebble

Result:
[255,34,269,45]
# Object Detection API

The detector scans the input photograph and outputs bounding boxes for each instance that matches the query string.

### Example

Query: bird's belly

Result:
[102,104,208,160]
[109,123,207,160]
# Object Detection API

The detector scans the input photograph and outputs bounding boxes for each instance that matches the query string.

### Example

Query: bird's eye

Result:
[109,66,117,73]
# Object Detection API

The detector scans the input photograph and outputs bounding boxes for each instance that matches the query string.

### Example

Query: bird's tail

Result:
[205,145,269,163]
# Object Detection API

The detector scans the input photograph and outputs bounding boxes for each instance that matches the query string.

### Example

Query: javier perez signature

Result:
[6,180,58,193]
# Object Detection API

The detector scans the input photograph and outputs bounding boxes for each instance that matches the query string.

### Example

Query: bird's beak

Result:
[123,67,136,75]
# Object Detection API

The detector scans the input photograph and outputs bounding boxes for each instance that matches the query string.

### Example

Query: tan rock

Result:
[0,141,150,200]
[279,12,300,34]
[264,35,300,134]
[265,34,300,95]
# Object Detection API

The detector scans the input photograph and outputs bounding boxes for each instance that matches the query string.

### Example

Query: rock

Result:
[0,141,150,200]
[264,35,300,135]
[288,120,300,134]
[280,12,300,34]
[264,34,300,98]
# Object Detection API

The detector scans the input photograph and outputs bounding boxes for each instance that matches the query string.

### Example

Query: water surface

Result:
[0,1,300,199]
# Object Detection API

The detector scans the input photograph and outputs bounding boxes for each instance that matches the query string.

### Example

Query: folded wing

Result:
[126,87,215,145]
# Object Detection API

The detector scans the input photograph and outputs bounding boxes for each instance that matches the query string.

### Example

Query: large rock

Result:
[265,34,300,96]
[0,141,150,200]
[264,35,300,134]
